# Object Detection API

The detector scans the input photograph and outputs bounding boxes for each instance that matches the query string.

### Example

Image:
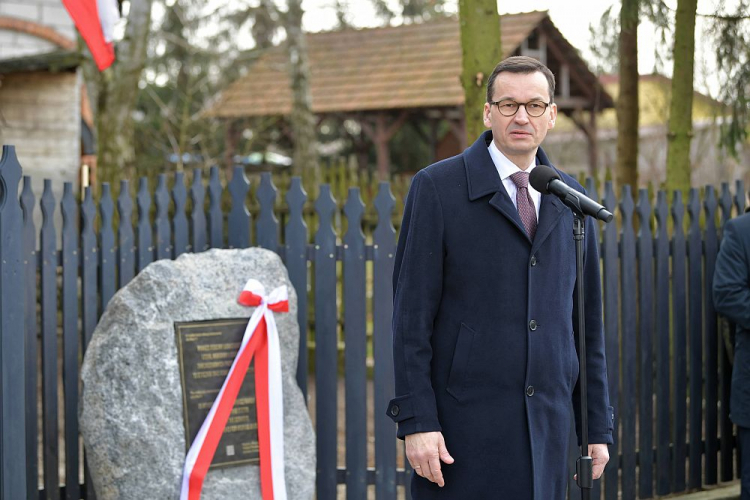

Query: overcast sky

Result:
[296,0,740,96]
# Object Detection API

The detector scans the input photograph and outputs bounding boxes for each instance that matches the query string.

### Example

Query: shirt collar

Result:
[487,140,536,180]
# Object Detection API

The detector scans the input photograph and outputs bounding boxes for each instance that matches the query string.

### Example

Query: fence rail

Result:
[0,145,748,500]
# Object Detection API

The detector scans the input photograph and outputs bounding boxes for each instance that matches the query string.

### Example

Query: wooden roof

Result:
[207,11,612,118]
[0,49,81,74]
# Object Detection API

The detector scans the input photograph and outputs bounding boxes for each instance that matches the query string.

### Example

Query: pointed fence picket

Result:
[373,183,398,500]
[257,173,280,253]
[228,165,251,249]
[0,147,27,500]
[719,184,735,483]
[637,189,655,499]
[601,182,620,500]
[314,184,339,500]
[343,187,368,500]
[62,184,80,500]
[208,166,223,249]
[40,180,59,500]
[173,172,189,258]
[136,178,153,272]
[687,188,704,490]
[100,184,115,310]
[619,186,638,500]
[705,187,720,486]
[654,191,670,496]
[1,157,749,500]
[672,191,688,493]
[190,169,207,254]
[285,178,309,396]
[21,176,38,500]
[154,174,171,260]
[118,180,135,287]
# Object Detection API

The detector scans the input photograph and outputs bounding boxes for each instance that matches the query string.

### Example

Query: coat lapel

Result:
[463,132,569,246]
[464,131,528,240]
[531,194,564,253]
[531,147,567,252]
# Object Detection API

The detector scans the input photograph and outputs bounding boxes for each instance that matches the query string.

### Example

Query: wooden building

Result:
[0,4,98,190]
[206,11,614,177]
[0,1,96,232]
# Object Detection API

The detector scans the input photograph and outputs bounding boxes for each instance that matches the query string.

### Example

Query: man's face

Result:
[483,71,557,167]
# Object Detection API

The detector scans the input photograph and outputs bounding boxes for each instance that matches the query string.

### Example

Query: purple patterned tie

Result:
[510,171,537,240]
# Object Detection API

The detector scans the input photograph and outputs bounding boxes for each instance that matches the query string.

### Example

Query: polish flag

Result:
[61,0,120,70]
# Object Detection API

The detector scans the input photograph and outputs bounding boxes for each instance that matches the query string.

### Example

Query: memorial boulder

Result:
[80,248,315,499]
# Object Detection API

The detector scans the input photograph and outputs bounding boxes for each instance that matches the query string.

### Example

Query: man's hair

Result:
[486,56,556,103]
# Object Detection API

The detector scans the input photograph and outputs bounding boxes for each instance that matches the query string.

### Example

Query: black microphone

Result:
[529,165,614,223]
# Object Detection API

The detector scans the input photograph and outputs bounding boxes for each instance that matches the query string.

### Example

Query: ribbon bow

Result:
[238,280,290,313]
[181,279,289,500]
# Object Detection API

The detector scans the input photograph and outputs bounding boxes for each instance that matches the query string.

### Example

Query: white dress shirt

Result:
[487,141,541,221]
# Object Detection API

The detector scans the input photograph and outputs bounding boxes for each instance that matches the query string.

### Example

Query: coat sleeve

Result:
[572,214,615,445]
[385,169,444,439]
[713,219,750,330]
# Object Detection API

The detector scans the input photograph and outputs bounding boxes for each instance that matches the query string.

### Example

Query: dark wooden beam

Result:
[360,111,409,180]
[543,28,599,103]
[224,119,240,174]
[568,110,599,176]
[554,97,592,110]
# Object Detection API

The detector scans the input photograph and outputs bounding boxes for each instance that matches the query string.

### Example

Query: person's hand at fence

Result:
[405,431,454,487]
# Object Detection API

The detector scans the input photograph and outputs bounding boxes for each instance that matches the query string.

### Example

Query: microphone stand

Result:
[533,174,613,499]
[559,191,596,500]
[573,211,592,500]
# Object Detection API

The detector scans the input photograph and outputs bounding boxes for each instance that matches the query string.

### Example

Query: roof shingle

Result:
[208,12,596,118]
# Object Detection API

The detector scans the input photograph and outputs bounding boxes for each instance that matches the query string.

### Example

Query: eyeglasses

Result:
[489,99,550,117]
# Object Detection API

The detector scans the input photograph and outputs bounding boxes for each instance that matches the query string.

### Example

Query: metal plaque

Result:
[175,318,260,468]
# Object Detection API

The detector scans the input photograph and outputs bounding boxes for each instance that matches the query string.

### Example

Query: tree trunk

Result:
[89,0,154,187]
[287,0,319,177]
[666,0,698,196]
[458,0,502,146]
[616,0,639,190]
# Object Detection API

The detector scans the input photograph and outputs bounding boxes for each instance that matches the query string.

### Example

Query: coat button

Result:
[529,320,537,331]
[526,386,535,397]
[390,404,400,417]
[530,256,537,267]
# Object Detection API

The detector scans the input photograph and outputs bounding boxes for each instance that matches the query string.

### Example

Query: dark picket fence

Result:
[0,144,748,500]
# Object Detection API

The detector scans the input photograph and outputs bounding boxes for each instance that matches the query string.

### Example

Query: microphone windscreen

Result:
[529,165,561,195]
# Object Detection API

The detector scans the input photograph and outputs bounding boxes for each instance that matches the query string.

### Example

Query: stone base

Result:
[80,248,315,499]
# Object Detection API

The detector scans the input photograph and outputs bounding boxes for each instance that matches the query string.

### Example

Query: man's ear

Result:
[483,102,492,128]
[548,102,558,129]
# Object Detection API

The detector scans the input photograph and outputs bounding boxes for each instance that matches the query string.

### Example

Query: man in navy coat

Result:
[386,56,614,498]
[713,209,750,499]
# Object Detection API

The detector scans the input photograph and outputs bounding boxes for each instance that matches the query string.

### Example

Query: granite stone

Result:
[80,248,315,500]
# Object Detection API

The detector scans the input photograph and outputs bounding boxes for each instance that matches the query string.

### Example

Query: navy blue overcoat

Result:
[387,131,614,499]
[713,212,750,428]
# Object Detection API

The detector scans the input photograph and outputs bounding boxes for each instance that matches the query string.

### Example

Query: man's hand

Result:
[590,444,609,479]
[405,431,455,487]
[574,444,610,481]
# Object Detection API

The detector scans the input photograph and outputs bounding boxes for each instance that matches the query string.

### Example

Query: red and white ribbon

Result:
[180,279,289,500]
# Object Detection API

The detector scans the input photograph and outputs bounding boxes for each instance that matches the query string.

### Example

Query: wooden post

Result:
[0,146,27,500]
[374,114,390,180]
[429,119,439,163]
[588,111,599,177]
[569,110,599,178]
[361,112,409,181]
[224,119,240,175]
